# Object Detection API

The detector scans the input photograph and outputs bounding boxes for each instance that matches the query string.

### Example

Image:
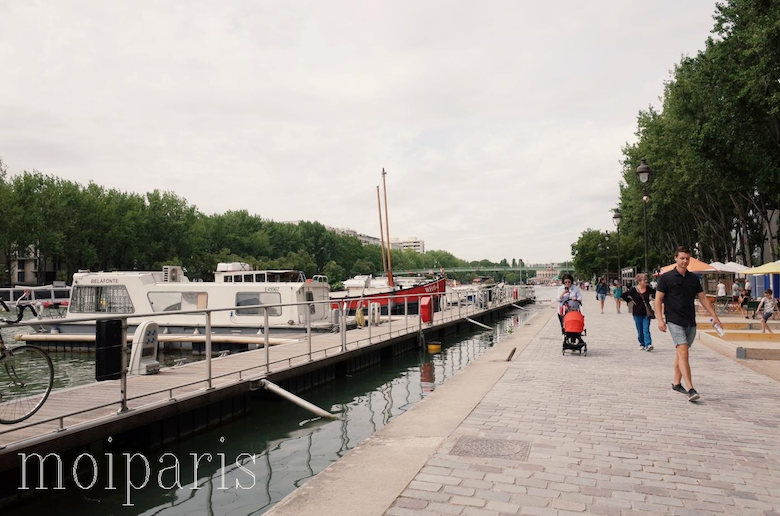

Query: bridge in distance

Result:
[401,265,575,275]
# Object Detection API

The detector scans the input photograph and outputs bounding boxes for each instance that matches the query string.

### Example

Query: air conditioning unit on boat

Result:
[163,265,186,283]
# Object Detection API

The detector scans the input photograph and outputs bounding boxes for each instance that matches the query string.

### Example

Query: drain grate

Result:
[450,436,531,461]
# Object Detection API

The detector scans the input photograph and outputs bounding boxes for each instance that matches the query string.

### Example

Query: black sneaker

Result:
[672,383,686,394]
[687,389,700,402]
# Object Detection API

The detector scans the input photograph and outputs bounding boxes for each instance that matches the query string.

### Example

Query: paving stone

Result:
[384,298,780,516]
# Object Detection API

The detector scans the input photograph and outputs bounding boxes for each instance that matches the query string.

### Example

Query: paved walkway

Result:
[385,292,780,516]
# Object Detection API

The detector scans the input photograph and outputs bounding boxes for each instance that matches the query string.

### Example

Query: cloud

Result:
[0,0,718,262]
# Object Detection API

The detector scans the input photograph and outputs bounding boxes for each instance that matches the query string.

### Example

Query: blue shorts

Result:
[668,322,696,347]
[597,294,606,301]
[762,311,773,322]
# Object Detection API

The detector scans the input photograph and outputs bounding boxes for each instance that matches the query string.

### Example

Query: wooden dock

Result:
[0,295,533,475]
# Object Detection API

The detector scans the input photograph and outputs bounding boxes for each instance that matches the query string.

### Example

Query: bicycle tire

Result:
[0,345,54,424]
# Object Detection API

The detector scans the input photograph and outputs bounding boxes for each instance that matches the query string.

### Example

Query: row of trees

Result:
[0,163,534,287]
[572,0,780,279]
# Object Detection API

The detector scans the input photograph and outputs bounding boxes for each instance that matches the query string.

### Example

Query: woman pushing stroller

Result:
[557,273,583,329]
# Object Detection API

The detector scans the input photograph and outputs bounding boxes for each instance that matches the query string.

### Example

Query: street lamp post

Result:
[613,210,622,285]
[604,232,610,283]
[636,158,653,273]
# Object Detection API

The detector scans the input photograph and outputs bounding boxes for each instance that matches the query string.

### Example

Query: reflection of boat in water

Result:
[35,263,331,339]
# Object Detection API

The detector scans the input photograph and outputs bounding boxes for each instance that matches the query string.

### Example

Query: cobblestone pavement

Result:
[385,294,780,516]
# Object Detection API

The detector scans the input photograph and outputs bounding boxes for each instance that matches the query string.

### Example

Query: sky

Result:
[0,1,720,264]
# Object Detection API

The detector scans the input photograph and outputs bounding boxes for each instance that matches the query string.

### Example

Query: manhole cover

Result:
[450,436,531,461]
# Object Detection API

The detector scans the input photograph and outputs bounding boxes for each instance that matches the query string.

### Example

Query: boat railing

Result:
[0,284,533,440]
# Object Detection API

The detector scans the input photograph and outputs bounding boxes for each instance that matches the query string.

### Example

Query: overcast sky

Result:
[0,1,719,263]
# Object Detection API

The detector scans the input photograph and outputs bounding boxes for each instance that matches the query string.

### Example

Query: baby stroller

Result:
[561,300,587,356]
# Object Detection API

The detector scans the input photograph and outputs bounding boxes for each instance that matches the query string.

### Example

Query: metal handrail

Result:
[0,284,532,440]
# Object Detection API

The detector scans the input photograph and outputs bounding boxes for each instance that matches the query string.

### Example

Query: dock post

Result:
[307,306,312,361]
[205,312,213,390]
[368,303,372,343]
[264,309,270,371]
[119,318,129,413]
[458,292,462,319]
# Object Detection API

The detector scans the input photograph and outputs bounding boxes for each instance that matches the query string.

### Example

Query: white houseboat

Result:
[38,263,332,339]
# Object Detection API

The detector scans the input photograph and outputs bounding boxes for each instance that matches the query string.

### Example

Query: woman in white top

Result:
[716,281,727,298]
[557,273,583,330]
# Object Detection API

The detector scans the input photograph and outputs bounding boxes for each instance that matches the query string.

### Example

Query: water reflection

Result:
[4,309,538,516]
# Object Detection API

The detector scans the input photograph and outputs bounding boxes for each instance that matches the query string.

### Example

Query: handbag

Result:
[641,291,656,319]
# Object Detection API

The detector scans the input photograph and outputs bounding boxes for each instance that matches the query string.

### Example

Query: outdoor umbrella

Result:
[742,260,780,275]
[724,261,750,273]
[658,257,718,275]
[708,261,739,273]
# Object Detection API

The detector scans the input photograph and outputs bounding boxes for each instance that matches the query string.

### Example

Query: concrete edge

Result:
[264,305,557,516]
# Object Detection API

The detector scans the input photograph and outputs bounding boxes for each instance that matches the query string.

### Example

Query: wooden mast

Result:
[376,185,388,276]
[382,168,394,287]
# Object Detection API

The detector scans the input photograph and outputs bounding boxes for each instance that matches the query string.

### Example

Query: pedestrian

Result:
[731,279,741,300]
[716,280,727,298]
[612,280,623,313]
[745,278,752,299]
[756,289,776,333]
[737,292,750,319]
[595,277,608,314]
[621,273,656,351]
[557,273,582,330]
[655,246,721,402]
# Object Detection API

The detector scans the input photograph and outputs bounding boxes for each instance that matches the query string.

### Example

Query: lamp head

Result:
[636,158,652,184]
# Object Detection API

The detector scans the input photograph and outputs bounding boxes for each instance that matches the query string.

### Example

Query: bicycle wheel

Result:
[0,345,54,424]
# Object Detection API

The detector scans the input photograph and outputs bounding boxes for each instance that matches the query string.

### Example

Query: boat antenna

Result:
[382,168,394,287]
[376,185,388,276]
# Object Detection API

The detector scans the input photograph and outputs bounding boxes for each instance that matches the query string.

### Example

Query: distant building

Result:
[327,226,402,250]
[0,245,60,286]
[391,237,425,254]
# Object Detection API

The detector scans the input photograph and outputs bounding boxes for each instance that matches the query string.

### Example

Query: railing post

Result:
[341,302,347,352]
[307,305,312,361]
[119,318,129,413]
[458,292,462,319]
[205,312,213,390]
[388,300,392,337]
[405,296,408,332]
[264,309,270,371]
[367,303,372,343]
[418,294,422,334]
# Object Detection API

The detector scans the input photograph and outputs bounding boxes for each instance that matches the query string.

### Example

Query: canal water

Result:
[3,307,539,515]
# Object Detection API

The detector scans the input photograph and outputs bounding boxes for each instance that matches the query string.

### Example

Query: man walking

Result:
[655,246,721,402]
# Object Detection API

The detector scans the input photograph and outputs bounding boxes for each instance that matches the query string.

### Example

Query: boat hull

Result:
[330,278,447,314]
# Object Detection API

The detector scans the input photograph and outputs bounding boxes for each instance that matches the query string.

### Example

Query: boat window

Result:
[70,286,135,314]
[233,275,243,283]
[305,291,315,314]
[33,290,53,300]
[148,292,208,312]
[224,276,233,283]
[54,289,70,299]
[255,273,266,282]
[244,274,254,283]
[235,292,282,316]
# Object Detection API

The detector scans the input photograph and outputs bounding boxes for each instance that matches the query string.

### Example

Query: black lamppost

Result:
[636,158,653,273]
[604,232,610,283]
[613,209,622,285]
